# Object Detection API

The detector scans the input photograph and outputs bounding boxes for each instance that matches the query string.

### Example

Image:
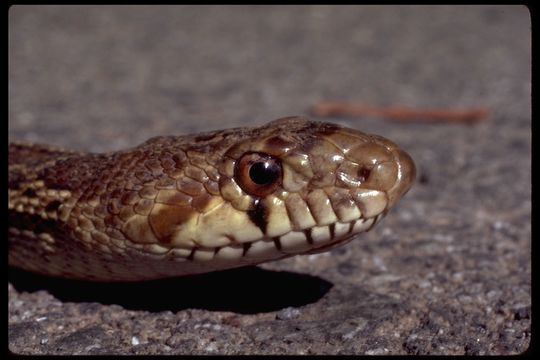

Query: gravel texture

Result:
[9,5,531,355]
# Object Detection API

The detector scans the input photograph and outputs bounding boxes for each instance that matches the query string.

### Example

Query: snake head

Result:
[208,116,416,259]
[8,116,415,281]
[116,116,414,276]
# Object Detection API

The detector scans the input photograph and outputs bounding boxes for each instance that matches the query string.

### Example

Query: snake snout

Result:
[337,133,415,212]
[386,147,416,209]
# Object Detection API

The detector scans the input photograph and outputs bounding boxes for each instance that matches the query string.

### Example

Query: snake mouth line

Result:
[147,214,382,264]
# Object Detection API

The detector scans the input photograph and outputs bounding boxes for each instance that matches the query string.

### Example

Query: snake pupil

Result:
[249,161,279,185]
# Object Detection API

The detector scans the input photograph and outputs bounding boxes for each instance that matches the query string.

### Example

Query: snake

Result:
[8,116,415,281]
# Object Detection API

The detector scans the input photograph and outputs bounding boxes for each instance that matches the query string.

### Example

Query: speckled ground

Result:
[8,5,530,355]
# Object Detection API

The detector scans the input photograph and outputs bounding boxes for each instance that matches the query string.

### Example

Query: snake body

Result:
[9,117,415,281]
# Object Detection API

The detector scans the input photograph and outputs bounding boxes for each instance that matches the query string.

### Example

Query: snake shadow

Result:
[8,266,333,314]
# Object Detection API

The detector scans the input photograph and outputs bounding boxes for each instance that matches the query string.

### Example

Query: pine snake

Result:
[8,117,415,281]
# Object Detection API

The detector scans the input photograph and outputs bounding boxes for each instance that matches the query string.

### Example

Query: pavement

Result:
[8,5,531,355]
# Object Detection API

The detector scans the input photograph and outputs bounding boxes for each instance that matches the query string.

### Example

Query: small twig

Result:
[311,101,489,124]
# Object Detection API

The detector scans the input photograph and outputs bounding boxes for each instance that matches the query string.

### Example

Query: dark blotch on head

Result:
[317,122,342,135]
[247,199,268,234]
[264,136,292,152]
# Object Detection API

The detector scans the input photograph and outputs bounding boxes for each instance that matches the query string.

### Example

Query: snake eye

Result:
[235,152,282,197]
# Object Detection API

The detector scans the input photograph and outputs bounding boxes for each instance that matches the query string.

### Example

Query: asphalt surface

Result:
[9,5,531,354]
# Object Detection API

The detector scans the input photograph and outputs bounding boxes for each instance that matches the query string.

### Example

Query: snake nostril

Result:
[358,167,371,182]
